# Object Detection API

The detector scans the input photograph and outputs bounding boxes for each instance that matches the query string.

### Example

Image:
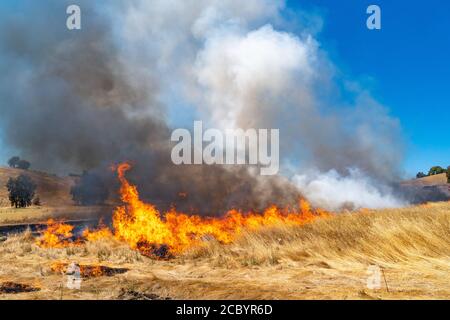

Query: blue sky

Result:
[0,1,448,177]
[288,0,450,175]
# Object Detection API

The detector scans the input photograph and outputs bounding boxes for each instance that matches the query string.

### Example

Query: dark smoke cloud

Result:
[0,0,300,214]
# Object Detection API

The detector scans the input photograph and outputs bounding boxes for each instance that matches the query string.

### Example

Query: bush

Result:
[447,166,450,183]
[416,172,426,179]
[6,175,37,208]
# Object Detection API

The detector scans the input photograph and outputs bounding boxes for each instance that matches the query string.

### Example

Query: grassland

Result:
[0,201,448,300]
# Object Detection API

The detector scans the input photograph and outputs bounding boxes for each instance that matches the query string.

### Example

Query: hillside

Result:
[0,167,107,225]
[0,167,75,207]
[404,173,448,186]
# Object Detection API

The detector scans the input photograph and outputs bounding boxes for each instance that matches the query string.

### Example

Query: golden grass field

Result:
[0,201,448,300]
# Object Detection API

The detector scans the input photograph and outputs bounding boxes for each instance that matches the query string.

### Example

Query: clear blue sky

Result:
[0,1,448,176]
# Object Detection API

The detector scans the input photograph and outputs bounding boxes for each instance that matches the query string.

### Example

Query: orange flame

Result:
[37,219,76,248]
[112,163,330,255]
[37,163,331,256]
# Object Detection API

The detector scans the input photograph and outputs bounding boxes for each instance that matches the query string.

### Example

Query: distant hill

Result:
[403,173,448,186]
[0,167,75,207]
[401,173,449,203]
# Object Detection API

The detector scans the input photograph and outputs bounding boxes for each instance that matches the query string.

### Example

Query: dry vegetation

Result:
[0,201,448,300]
[403,172,448,186]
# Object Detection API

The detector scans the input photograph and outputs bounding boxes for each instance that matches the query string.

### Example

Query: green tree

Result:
[7,156,20,168]
[416,172,426,179]
[6,175,37,208]
[428,166,445,175]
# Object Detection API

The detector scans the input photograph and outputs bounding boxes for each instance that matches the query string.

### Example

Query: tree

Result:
[428,166,445,176]
[6,175,37,208]
[7,156,20,168]
[416,172,426,179]
[447,166,450,184]
[7,156,31,170]
[16,160,31,170]
[70,171,108,206]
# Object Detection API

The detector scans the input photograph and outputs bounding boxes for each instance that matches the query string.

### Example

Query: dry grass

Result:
[0,206,110,225]
[403,172,448,186]
[0,202,449,300]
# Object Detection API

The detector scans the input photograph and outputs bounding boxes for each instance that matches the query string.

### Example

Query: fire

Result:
[37,163,331,256]
[37,219,76,248]
[112,163,330,255]
[82,221,113,242]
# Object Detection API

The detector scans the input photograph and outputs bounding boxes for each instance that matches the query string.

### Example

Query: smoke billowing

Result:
[0,0,417,212]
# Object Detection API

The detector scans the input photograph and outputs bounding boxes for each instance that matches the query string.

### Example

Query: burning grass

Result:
[0,282,40,294]
[35,163,330,258]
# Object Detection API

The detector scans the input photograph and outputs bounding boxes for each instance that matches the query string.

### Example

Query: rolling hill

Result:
[0,167,107,225]
[0,167,75,207]
[404,173,448,186]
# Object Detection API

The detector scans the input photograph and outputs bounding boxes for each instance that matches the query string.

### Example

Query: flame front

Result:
[112,163,330,255]
[37,163,331,256]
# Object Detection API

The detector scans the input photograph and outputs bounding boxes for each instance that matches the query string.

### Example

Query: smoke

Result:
[293,169,406,211]
[0,0,411,212]
[191,17,403,183]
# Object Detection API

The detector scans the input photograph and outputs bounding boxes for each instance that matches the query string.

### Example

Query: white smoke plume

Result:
[293,169,406,211]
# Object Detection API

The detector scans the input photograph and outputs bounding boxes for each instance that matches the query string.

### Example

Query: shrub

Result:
[416,172,426,179]
[447,166,450,183]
